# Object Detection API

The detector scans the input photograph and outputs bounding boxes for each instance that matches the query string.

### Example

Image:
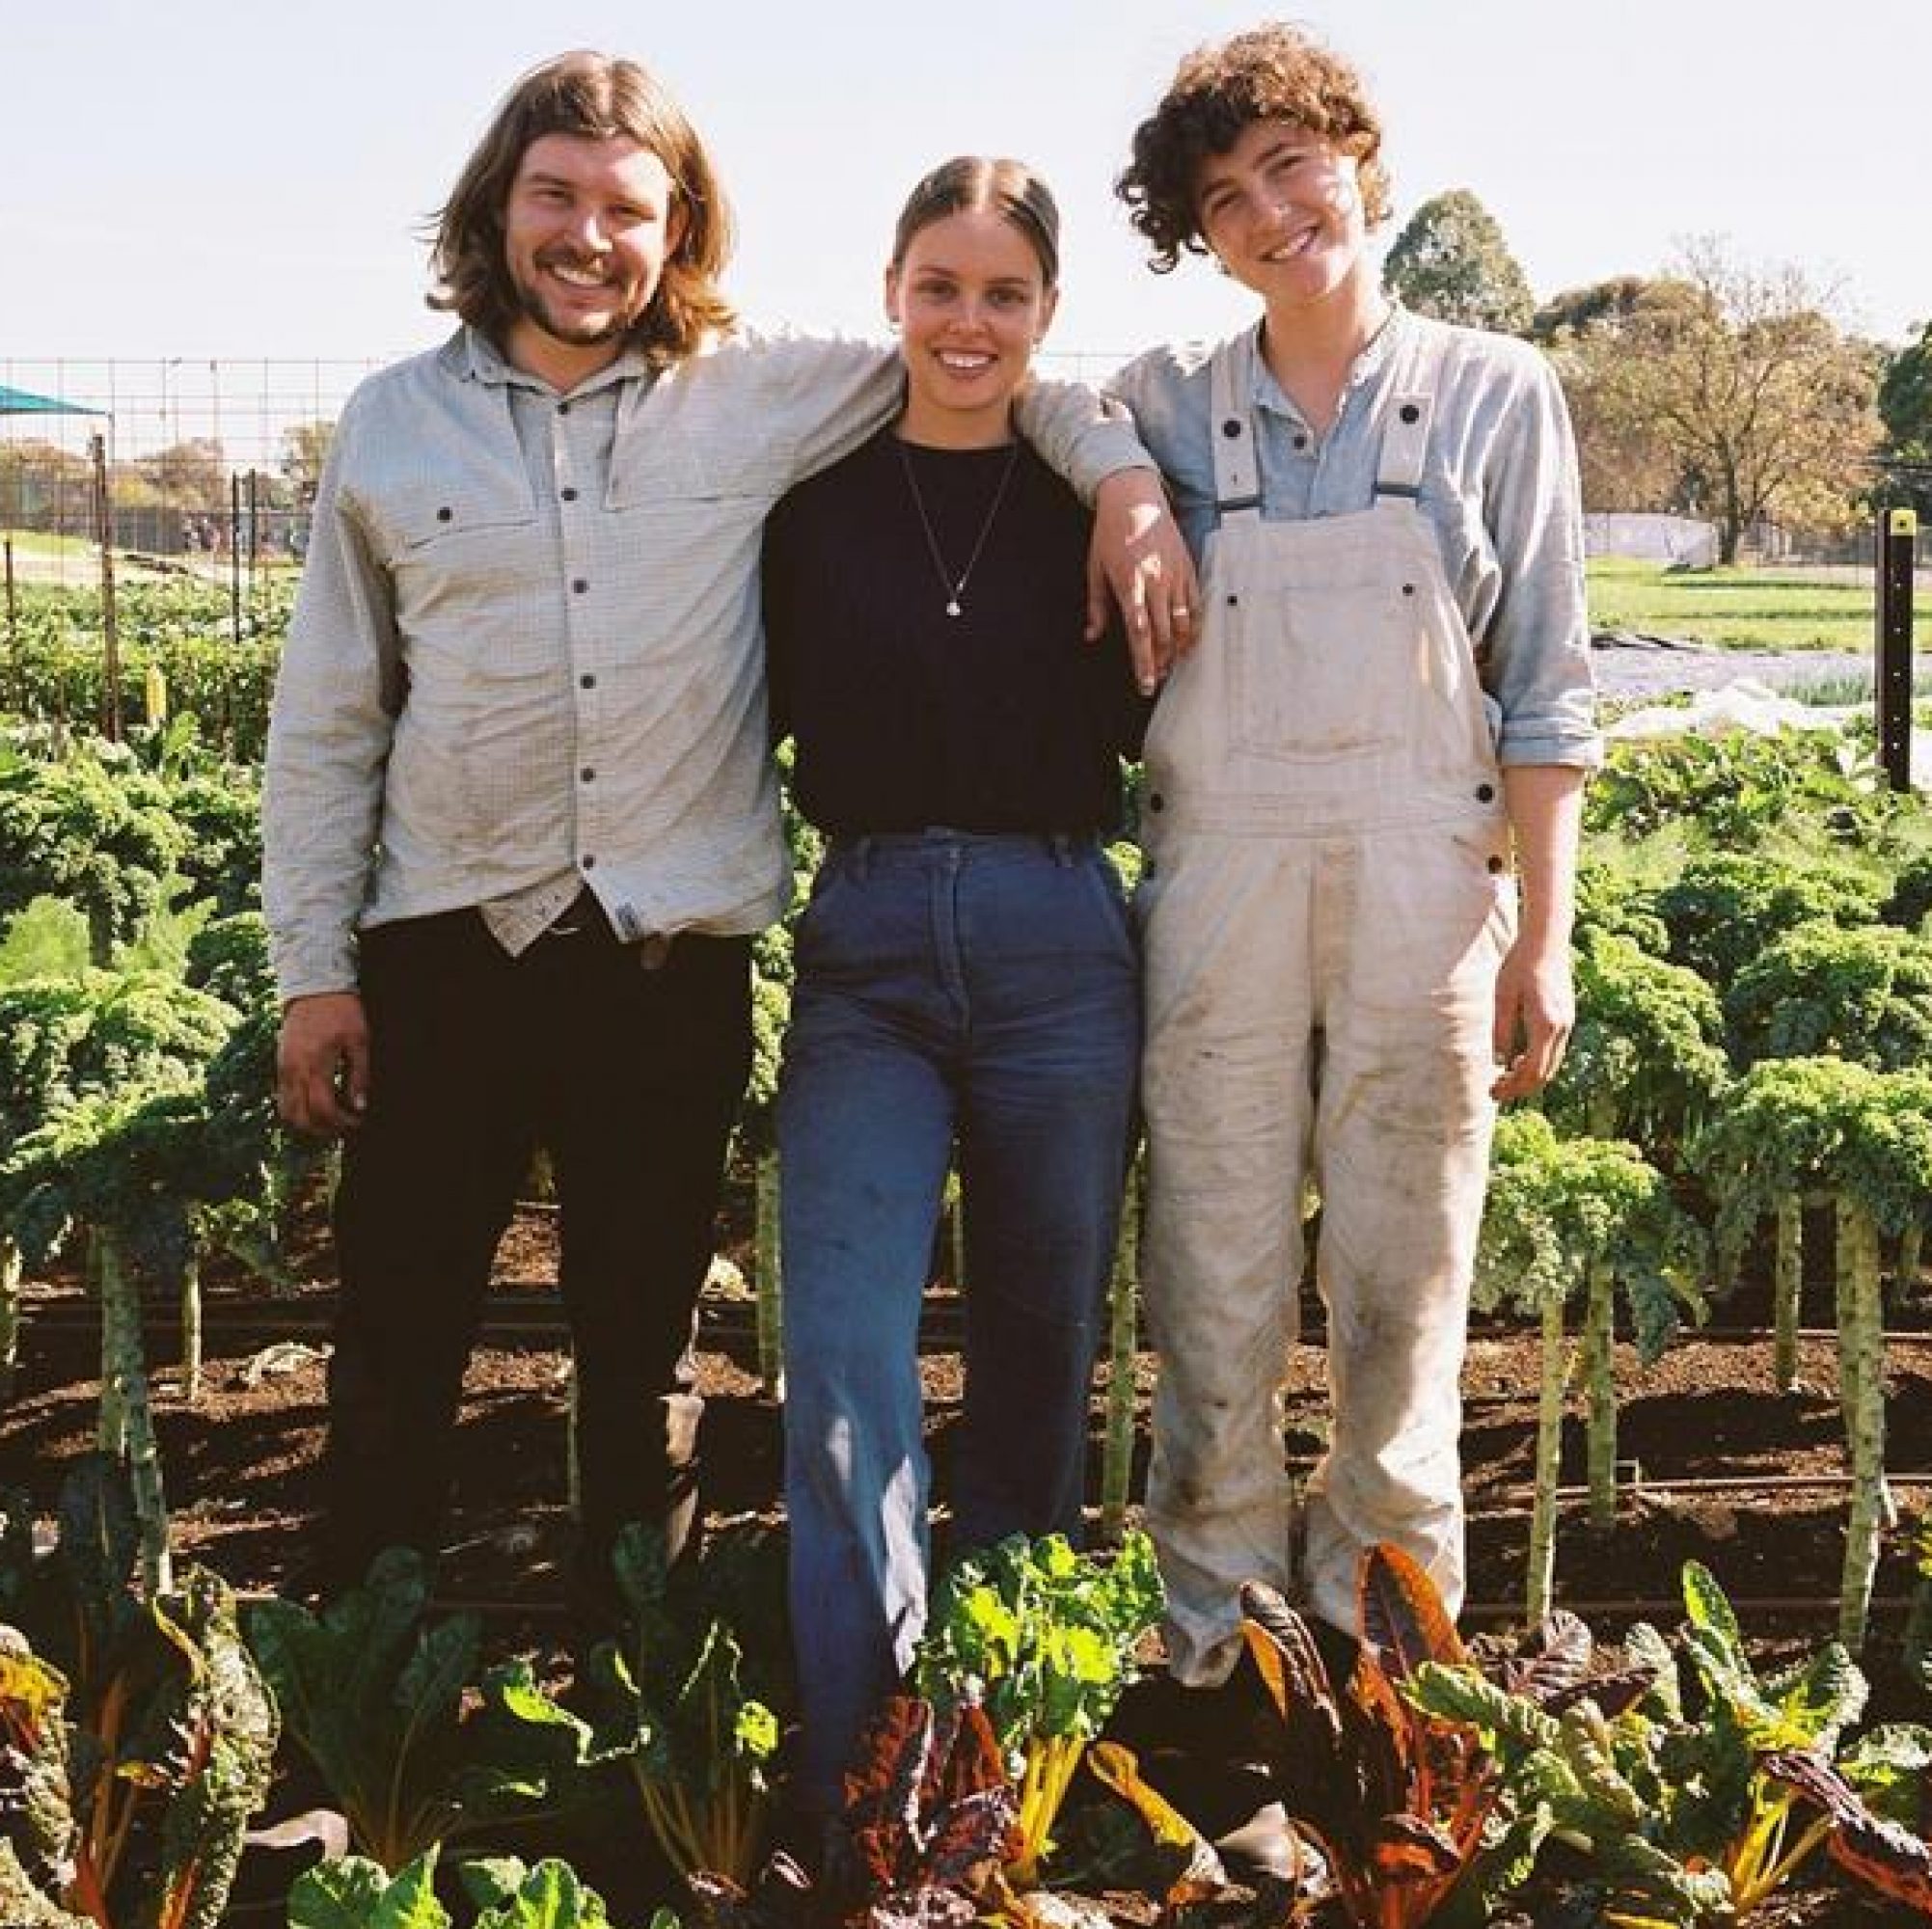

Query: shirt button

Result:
[558,401,572,416]
[1293,434,1308,450]
[581,854,597,870]
[1148,792,1165,813]
[1400,402,1421,424]
[1221,418,1243,438]
[1486,855,1505,874]
[436,505,452,522]
[580,672,597,690]
[561,486,579,503]
[581,767,596,783]
[1477,782,1496,803]
[573,578,588,594]
[1401,584,1416,596]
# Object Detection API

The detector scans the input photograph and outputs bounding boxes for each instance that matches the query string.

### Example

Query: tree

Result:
[1382,188,1535,336]
[0,437,93,536]
[277,418,336,505]
[135,436,228,515]
[1877,319,1932,515]
[1551,239,1881,560]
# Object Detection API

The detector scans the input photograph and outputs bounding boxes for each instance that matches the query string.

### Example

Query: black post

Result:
[1876,506,1918,793]
[229,472,243,650]
[246,468,260,605]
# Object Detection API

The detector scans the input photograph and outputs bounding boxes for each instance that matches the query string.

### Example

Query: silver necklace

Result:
[895,437,1021,618]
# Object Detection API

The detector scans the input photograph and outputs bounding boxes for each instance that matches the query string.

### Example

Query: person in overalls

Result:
[1108,24,1602,1686]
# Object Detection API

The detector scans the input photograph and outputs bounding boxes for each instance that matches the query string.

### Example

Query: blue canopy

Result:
[0,382,103,417]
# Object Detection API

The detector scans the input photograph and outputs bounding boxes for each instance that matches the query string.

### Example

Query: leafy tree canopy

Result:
[1383,188,1536,336]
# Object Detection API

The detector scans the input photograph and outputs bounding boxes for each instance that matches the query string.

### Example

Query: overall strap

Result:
[1374,318,1444,502]
[1208,329,1264,524]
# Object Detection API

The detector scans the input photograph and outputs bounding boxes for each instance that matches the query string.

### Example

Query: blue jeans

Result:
[778,830,1140,1810]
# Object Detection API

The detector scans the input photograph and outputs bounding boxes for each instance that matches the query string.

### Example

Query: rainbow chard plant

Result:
[1415,1561,1932,1924]
[1231,1543,1600,1929]
[912,1531,1162,1887]
[0,1458,278,1929]
[580,1523,791,1888]
[287,1843,648,1929]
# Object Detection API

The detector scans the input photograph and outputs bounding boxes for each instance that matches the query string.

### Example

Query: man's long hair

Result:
[428,49,736,366]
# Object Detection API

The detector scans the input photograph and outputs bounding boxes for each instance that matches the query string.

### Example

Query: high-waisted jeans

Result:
[777,830,1140,1810]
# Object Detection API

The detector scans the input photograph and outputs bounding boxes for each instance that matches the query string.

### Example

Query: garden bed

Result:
[7,1208,1931,1925]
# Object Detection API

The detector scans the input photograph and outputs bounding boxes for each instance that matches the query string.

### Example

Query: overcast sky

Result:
[6,0,1927,373]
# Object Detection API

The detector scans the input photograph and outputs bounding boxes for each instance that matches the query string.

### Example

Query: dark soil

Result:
[6,1199,1931,1926]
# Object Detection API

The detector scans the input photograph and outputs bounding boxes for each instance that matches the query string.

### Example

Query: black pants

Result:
[318,903,752,1593]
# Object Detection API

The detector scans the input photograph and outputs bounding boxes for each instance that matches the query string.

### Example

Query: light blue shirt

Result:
[1108,309,1601,770]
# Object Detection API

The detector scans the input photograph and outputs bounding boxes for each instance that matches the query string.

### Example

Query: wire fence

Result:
[3,354,1927,590]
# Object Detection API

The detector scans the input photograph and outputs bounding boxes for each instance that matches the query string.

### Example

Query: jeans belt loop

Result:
[850,835,873,884]
[1049,832,1076,868]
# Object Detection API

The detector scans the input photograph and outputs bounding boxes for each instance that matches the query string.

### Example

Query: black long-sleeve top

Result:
[762,428,1148,837]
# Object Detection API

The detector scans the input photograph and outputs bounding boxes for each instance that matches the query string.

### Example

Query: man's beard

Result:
[512,258,639,347]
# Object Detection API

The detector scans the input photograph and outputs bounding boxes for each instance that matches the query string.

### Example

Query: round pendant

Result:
[945,599,963,618]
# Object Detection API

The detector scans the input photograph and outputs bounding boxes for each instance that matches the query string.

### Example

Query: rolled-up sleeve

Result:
[1016,380,1152,503]
[1482,355,1601,771]
[261,392,400,1001]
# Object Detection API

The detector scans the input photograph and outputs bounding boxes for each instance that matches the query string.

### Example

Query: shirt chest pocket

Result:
[382,475,539,557]
[376,478,550,671]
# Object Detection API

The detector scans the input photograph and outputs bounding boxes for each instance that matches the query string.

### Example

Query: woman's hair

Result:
[890,156,1061,287]
[1116,22,1391,273]
[427,48,736,365]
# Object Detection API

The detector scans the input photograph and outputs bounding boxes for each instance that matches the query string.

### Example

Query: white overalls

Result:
[1138,323,1515,1679]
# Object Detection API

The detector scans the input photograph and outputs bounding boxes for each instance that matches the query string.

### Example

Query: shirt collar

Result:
[450,322,654,399]
[1247,300,1409,424]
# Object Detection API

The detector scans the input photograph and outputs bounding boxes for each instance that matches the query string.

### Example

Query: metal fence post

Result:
[1877,506,1918,793]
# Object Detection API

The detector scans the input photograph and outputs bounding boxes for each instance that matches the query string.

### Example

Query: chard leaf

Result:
[1771,1641,1867,1749]
[457,1856,529,1911]
[0,1838,90,1927]
[1081,1740,1230,1905]
[1621,1623,1681,1723]
[287,1847,449,1929]
[1765,1748,1932,1913]
[1680,1562,1745,1666]
[472,1858,613,1929]
[1358,1542,1466,1681]
[1840,1719,1932,1823]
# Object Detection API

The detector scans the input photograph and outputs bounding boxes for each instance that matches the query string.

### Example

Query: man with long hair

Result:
[262,50,1189,1617]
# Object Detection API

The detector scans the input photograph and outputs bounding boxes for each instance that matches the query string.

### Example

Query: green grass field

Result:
[1583,557,1922,652]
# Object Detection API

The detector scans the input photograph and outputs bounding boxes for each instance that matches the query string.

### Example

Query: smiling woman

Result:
[760,156,1150,1825]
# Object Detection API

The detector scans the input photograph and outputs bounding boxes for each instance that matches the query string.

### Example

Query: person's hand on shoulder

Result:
[1087,470,1198,693]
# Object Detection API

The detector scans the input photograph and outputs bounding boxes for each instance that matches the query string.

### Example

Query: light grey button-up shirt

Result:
[263,326,1148,1001]
[1108,308,1601,770]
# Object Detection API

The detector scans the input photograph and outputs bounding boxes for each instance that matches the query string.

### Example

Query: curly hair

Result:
[427,49,735,366]
[1116,22,1391,274]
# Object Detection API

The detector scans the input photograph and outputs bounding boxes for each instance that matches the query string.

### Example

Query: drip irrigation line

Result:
[1484,1469,1932,1507]
[220,1582,1915,1630]
[23,1293,1932,1354]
